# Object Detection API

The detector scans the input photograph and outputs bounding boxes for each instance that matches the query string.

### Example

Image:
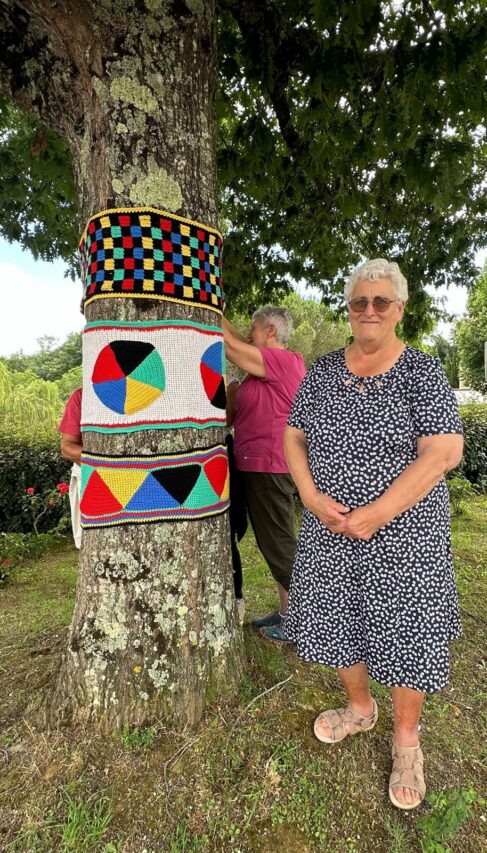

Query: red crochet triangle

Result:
[200,362,222,400]
[204,456,228,498]
[92,344,125,383]
[80,470,123,516]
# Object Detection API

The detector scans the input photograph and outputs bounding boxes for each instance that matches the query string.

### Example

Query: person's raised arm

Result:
[222,317,266,378]
[285,425,350,534]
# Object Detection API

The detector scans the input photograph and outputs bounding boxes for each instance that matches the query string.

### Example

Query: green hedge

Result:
[0,437,71,533]
[455,404,487,491]
[0,404,485,534]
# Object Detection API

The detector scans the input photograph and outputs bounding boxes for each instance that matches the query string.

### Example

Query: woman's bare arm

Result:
[222,317,266,377]
[284,425,350,534]
[342,433,464,540]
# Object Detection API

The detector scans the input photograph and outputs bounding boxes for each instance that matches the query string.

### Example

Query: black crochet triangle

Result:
[152,464,201,505]
[211,378,227,410]
[110,340,155,376]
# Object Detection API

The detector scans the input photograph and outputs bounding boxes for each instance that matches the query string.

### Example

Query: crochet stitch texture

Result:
[82,320,227,432]
[80,207,224,314]
[80,445,230,528]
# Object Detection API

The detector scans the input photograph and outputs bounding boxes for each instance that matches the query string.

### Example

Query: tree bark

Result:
[0,0,245,729]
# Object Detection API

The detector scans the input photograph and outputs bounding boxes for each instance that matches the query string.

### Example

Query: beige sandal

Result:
[389,744,426,810]
[314,698,378,744]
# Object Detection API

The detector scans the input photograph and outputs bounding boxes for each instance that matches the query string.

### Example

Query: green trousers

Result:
[242,471,297,592]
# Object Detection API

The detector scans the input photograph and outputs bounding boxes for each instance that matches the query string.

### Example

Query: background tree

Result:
[456,266,487,392]
[0,0,246,731]
[1,2,486,335]
[428,332,460,388]
[6,332,82,381]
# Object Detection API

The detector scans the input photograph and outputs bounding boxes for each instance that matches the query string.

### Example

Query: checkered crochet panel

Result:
[80,207,224,314]
[82,320,227,432]
[80,445,230,528]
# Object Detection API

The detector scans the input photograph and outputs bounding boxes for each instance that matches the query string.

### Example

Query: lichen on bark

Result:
[0,0,244,730]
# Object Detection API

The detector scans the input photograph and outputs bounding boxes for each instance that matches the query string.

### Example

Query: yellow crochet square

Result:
[105,258,115,271]
[139,215,151,228]
[103,237,114,249]
[143,258,154,270]
[101,280,113,291]
[180,224,190,237]
[211,294,218,305]
[181,244,191,257]
[142,236,153,249]
[183,265,192,277]
[209,234,215,245]
[100,216,111,229]
[183,286,193,298]
[210,273,216,284]
[142,280,155,292]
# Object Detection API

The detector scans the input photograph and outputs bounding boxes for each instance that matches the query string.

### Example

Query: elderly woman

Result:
[222,307,306,634]
[278,259,463,809]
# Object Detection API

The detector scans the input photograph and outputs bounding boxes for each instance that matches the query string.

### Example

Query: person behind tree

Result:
[58,387,83,549]
[222,307,306,641]
[280,259,463,809]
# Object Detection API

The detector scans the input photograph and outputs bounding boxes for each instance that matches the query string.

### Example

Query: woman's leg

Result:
[390,686,425,807]
[315,662,375,739]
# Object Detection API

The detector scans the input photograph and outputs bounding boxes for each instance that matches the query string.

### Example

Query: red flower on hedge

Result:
[26,487,35,495]
[56,482,69,496]
[2,559,10,567]
[48,499,55,506]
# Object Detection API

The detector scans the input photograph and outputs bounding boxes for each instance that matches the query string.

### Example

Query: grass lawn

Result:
[0,496,485,852]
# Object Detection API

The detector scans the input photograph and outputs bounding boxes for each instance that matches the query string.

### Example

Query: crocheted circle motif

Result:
[200,341,226,409]
[92,340,165,414]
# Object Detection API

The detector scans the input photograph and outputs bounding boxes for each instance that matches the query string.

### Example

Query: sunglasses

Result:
[347,296,400,314]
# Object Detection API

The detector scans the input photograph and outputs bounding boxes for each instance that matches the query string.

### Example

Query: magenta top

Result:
[233,348,306,474]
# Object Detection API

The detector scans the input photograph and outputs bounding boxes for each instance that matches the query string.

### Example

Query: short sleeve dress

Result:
[285,347,463,693]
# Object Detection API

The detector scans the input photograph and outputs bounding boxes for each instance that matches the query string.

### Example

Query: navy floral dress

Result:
[285,347,463,693]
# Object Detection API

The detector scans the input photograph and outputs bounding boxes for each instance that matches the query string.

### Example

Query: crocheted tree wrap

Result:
[80,445,230,528]
[80,207,224,314]
[81,320,227,432]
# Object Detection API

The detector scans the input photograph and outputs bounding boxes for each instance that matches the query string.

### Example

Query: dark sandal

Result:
[389,744,426,810]
[259,626,295,644]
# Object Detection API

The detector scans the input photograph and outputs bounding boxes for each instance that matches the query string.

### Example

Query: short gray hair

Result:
[345,259,408,303]
[252,305,293,344]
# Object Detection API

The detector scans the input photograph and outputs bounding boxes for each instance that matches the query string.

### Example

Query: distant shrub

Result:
[0,438,71,533]
[455,404,487,492]
[0,532,60,584]
[446,477,474,515]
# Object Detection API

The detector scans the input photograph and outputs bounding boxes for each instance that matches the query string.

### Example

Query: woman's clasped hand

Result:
[304,491,385,541]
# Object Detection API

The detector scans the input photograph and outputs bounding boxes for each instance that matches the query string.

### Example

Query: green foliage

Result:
[456,404,487,491]
[227,289,348,367]
[2,6,487,336]
[5,332,82,383]
[6,785,115,853]
[56,366,83,403]
[0,361,63,443]
[0,532,60,583]
[428,334,460,388]
[218,2,487,336]
[417,787,484,853]
[120,724,157,751]
[456,266,487,393]
[0,437,71,533]
[0,96,78,271]
[446,477,474,516]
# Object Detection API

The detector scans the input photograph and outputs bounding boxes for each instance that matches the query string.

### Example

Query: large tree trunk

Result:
[0,0,245,729]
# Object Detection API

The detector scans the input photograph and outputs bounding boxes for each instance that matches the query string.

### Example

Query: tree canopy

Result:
[1,1,486,337]
[456,265,487,392]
